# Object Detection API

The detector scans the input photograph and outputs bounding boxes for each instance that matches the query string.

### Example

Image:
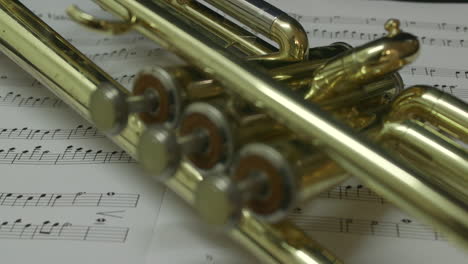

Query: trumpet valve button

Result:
[90,83,128,135]
[195,176,242,226]
[91,83,159,135]
[138,127,181,181]
[195,172,268,226]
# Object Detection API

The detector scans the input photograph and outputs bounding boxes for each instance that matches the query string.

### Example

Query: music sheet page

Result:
[0,0,466,264]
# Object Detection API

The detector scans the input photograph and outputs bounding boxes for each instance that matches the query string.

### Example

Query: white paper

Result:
[1,1,467,264]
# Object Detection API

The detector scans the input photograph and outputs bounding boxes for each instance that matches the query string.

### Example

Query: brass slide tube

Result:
[0,1,341,264]
[376,121,468,201]
[389,85,468,143]
[202,0,310,61]
[158,0,275,57]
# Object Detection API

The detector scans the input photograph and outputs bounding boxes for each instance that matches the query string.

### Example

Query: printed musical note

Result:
[399,65,468,80]
[0,192,139,208]
[43,12,468,36]
[0,219,129,242]
[0,146,135,165]
[432,84,458,95]
[0,71,141,88]
[85,47,163,62]
[0,91,64,108]
[291,214,446,242]
[317,184,387,204]
[68,35,149,47]
[289,14,468,34]
[0,125,104,140]
[308,28,467,49]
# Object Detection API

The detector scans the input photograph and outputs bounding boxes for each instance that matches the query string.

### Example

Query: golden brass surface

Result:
[388,85,468,143]
[201,0,309,61]
[1,0,467,263]
[306,19,419,103]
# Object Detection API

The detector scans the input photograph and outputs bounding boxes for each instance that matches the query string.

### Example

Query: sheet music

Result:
[0,0,466,264]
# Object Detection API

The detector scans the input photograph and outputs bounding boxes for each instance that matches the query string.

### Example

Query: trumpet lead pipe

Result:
[202,0,309,61]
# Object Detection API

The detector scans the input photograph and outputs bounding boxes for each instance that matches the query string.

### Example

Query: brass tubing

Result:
[320,73,404,110]
[307,42,352,61]
[389,85,468,143]
[160,0,276,57]
[202,0,309,61]
[101,0,468,248]
[270,59,327,88]
[133,42,352,121]
[0,1,340,263]
[305,20,419,103]
[375,120,468,202]
[318,74,404,131]
[0,0,141,155]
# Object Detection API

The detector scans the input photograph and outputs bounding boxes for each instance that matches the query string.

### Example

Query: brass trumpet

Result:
[0,0,467,263]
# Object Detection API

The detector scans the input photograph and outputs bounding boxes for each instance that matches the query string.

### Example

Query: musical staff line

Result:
[0,91,64,108]
[0,126,104,140]
[290,14,468,34]
[1,48,162,76]
[36,11,468,35]
[0,219,129,243]
[85,47,162,62]
[318,184,387,204]
[0,192,139,208]
[400,65,468,80]
[308,28,467,49]
[0,146,135,165]
[291,214,445,242]
[0,74,136,89]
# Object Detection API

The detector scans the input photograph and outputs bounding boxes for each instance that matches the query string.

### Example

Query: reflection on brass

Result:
[305,19,419,102]
[1,0,467,263]
[387,85,468,143]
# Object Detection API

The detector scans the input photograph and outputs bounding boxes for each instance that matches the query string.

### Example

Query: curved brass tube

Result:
[67,5,134,34]
[202,0,309,61]
[374,120,468,202]
[388,85,468,143]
